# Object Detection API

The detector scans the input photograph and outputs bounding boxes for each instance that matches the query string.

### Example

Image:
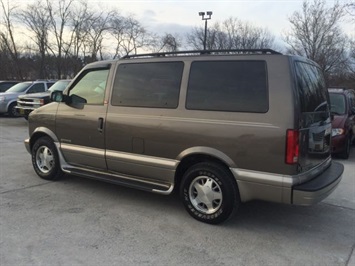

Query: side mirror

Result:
[51,91,63,102]
[71,94,87,104]
[50,90,86,109]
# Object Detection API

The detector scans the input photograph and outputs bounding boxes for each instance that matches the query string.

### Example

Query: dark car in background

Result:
[0,81,19,93]
[329,88,355,159]
[16,79,71,119]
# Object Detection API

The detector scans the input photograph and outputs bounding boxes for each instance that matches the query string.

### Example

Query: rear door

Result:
[294,61,331,172]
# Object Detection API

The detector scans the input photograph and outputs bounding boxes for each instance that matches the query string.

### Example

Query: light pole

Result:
[198,11,213,51]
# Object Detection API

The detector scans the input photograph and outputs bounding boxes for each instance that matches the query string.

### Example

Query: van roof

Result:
[121,49,282,59]
[85,49,317,69]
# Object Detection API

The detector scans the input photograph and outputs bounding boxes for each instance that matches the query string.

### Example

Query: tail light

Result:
[286,129,299,164]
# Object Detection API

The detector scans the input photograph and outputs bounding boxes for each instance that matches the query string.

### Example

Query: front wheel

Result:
[180,162,240,224]
[31,137,63,180]
[8,103,19,117]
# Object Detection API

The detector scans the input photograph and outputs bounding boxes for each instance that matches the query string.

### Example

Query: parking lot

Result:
[0,117,354,265]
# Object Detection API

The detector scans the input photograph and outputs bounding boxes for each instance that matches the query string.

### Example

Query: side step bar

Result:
[62,166,174,195]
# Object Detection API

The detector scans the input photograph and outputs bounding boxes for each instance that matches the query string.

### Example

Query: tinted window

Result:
[0,82,17,92]
[295,62,328,113]
[186,61,268,112]
[111,62,183,108]
[69,69,109,105]
[6,82,31,93]
[47,82,55,88]
[48,80,71,92]
[329,93,346,115]
[27,83,45,93]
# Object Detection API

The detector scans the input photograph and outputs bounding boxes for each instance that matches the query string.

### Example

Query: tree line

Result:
[0,0,354,88]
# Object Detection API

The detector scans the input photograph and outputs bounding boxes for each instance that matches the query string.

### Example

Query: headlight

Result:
[33,99,44,105]
[332,128,344,137]
[0,96,6,102]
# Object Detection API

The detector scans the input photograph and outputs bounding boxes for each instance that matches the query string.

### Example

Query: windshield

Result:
[48,80,71,92]
[6,82,31,93]
[329,93,346,115]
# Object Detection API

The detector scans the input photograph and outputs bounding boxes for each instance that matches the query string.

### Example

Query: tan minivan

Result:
[25,49,344,224]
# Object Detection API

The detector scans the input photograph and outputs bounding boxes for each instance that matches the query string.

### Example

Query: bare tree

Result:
[19,0,51,78]
[155,33,182,52]
[223,18,275,49]
[66,1,92,73]
[84,10,116,62]
[110,13,127,59]
[46,0,74,78]
[284,0,349,81]
[119,16,155,56]
[186,17,275,51]
[344,1,355,85]
[345,1,355,18]
[0,0,23,79]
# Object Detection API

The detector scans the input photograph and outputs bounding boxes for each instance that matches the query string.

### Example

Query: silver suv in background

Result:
[0,80,55,117]
[16,80,71,120]
[0,81,19,93]
[25,49,344,224]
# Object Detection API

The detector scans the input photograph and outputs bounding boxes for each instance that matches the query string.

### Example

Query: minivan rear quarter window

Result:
[186,61,268,112]
[295,62,328,113]
[112,62,183,108]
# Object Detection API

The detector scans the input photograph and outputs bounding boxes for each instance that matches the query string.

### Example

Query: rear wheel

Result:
[180,162,240,224]
[31,137,63,180]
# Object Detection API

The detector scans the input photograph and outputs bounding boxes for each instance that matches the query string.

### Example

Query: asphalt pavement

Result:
[0,117,354,266]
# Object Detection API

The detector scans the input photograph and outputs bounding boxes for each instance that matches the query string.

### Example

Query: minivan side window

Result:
[69,69,109,105]
[186,61,268,112]
[111,62,183,108]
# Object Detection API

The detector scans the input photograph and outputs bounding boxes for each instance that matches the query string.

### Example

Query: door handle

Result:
[98,117,104,133]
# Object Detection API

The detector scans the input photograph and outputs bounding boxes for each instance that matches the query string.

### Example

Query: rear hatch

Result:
[294,61,331,173]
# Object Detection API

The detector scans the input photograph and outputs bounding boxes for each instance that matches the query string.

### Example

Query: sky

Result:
[5,0,354,50]
[82,0,353,38]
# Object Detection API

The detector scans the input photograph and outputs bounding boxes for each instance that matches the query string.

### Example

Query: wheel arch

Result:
[7,100,17,111]
[174,147,237,191]
[29,127,59,151]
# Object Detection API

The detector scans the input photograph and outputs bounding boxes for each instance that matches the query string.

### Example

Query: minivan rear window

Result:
[186,61,268,112]
[295,62,328,113]
[112,62,183,108]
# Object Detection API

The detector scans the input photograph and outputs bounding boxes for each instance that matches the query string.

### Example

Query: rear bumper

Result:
[292,162,344,205]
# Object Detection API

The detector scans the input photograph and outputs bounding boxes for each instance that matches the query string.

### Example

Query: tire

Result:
[8,102,19,117]
[339,135,351,159]
[180,162,240,224]
[31,137,63,180]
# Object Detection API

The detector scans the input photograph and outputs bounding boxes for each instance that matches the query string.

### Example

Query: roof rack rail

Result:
[122,49,282,59]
